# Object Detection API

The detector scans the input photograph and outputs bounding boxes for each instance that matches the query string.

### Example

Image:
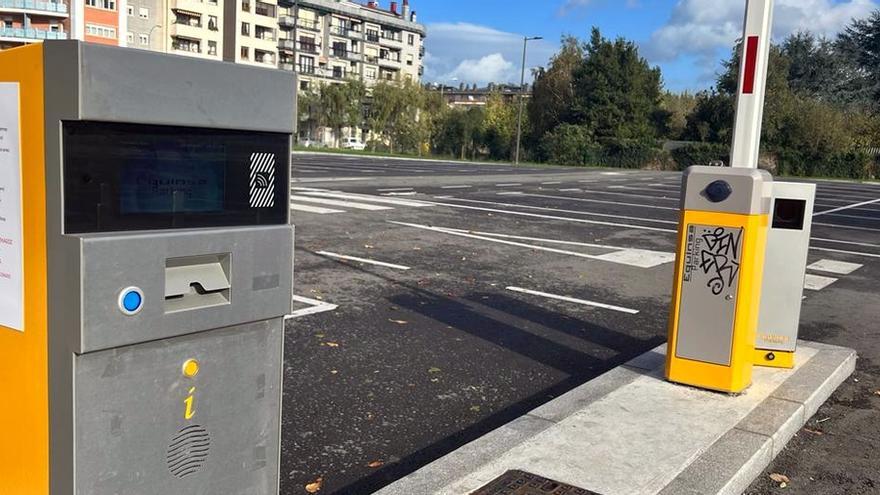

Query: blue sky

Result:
[411,0,879,92]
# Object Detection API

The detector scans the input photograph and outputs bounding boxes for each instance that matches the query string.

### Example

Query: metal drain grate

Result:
[166,424,211,479]
[471,470,601,495]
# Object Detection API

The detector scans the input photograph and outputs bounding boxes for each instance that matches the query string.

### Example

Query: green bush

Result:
[670,143,730,170]
[586,139,664,169]
[775,148,877,179]
[540,124,595,166]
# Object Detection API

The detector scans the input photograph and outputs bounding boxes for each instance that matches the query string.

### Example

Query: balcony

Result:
[365,32,379,43]
[329,25,361,40]
[0,26,68,40]
[0,0,68,16]
[279,61,294,71]
[276,0,293,7]
[364,55,378,64]
[378,54,400,67]
[278,15,295,29]
[331,48,361,61]
[296,18,320,32]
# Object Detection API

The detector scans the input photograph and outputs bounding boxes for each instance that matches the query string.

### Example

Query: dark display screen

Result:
[63,121,289,234]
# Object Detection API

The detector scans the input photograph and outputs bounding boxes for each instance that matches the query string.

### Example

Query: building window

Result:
[366,29,379,42]
[240,46,249,60]
[85,0,116,11]
[126,31,133,43]
[49,22,60,32]
[300,80,309,91]
[255,25,274,41]
[365,67,376,80]
[138,7,148,19]
[406,54,413,65]
[241,0,250,12]
[86,23,117,38]
[254,1,275,17]
[208,15,218,31]
[407,33,414,45]
[208,40,217,55]
[126,5,133,15]
[139,33,149,45]
[241,22,249,36]
[2,19,12,29]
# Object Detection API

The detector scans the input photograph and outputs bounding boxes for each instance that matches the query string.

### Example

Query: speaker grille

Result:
[166,425,211,479]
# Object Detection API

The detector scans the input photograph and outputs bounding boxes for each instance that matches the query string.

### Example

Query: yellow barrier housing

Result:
[666,166,772,394]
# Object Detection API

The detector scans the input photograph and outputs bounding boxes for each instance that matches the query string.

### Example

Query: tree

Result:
[297,86,323,141]
[571,28,667,140]
[661,91,698,140]
[433,107,485,160]
[482,93,519,160]
[527,36,584,147]
[837,10,880,110]
[365,81,402,151]
[319,79,367,147]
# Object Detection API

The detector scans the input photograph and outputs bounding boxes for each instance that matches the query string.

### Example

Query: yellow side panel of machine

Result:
[666,210,769,394]
[0,44,49,494]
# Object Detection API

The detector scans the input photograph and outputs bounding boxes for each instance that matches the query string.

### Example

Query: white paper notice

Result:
[0,83,24,332]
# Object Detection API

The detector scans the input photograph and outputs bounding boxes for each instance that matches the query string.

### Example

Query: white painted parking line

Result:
[441,185,472,189]
[601,172,624,176]
[506,287,639,314]
[814,198,880,216]
[421,200,677,233]
[435,227,675,268]
[541,181,562,185]
[316,251,412,270]
[286,295,339,320]
[300,191,433,207]
[804,274,838,291]
[496,183,523,187]
[807,259,863,274]
[433,196,677,225]
[594,250,676,268]
[382,192,418,196]
[290,204,345,214]
[517,193,679,211]
[811,237,880,249]
[293,177,375,183]
[377,187,414,192]
[810,246,880,259]
[290,195,393,211]
[390,222,673,268]
[559,188,582,192]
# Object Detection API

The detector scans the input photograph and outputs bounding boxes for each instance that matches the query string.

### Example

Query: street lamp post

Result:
[515,35,542,165]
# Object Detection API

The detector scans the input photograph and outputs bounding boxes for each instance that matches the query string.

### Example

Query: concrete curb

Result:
[661,342,857,495]
[375,341,856,495]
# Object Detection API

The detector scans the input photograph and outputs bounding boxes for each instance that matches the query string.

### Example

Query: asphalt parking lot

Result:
[282,152,880,495]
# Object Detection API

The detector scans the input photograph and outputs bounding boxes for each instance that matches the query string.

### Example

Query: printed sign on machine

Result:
[0,83,23,331]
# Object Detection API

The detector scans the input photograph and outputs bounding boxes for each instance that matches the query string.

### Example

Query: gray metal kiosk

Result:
[40,42,294,494]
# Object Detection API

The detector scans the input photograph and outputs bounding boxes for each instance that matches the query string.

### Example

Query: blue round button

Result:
[119,287,144,315]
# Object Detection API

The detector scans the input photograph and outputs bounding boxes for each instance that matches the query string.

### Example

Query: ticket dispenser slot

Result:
[165,254,232,313]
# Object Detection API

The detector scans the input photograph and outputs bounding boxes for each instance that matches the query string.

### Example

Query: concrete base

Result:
[376,341,856,495]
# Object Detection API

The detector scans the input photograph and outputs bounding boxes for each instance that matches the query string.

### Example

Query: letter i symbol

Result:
[184,387,196,420]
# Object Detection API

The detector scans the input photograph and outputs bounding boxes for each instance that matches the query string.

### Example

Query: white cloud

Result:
[647,0,877,62]
[558,0,639,15]
[644,0,877,90]
[442,54,516,84]
[423,22,557,85]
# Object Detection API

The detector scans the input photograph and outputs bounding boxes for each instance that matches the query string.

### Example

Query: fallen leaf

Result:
[305,476,324,493]
[389,319,408,325]
[874,390,880,396]
[428,367,442,373]
[323,342,340,348]
[364,244,375,249]
[804,428,824,435]
[470,405,481,412]
[770,473,790,485]
[315,333,325,339]
[330,370,339,374]
[817,417,830,423]
[367,460,384,468]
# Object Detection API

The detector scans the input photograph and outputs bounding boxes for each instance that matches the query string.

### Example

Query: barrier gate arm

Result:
[730,0,775,169]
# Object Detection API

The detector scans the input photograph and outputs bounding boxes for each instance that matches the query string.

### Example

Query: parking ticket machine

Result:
[0,42,295,494]
[755,182,816,368]
[666,166,773,393]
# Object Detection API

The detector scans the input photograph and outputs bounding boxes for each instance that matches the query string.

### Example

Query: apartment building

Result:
[165,0,222,58]
[0,0,70,49]
[223,0,278,66]
[277,0,425,91]
[125,0,162,50]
